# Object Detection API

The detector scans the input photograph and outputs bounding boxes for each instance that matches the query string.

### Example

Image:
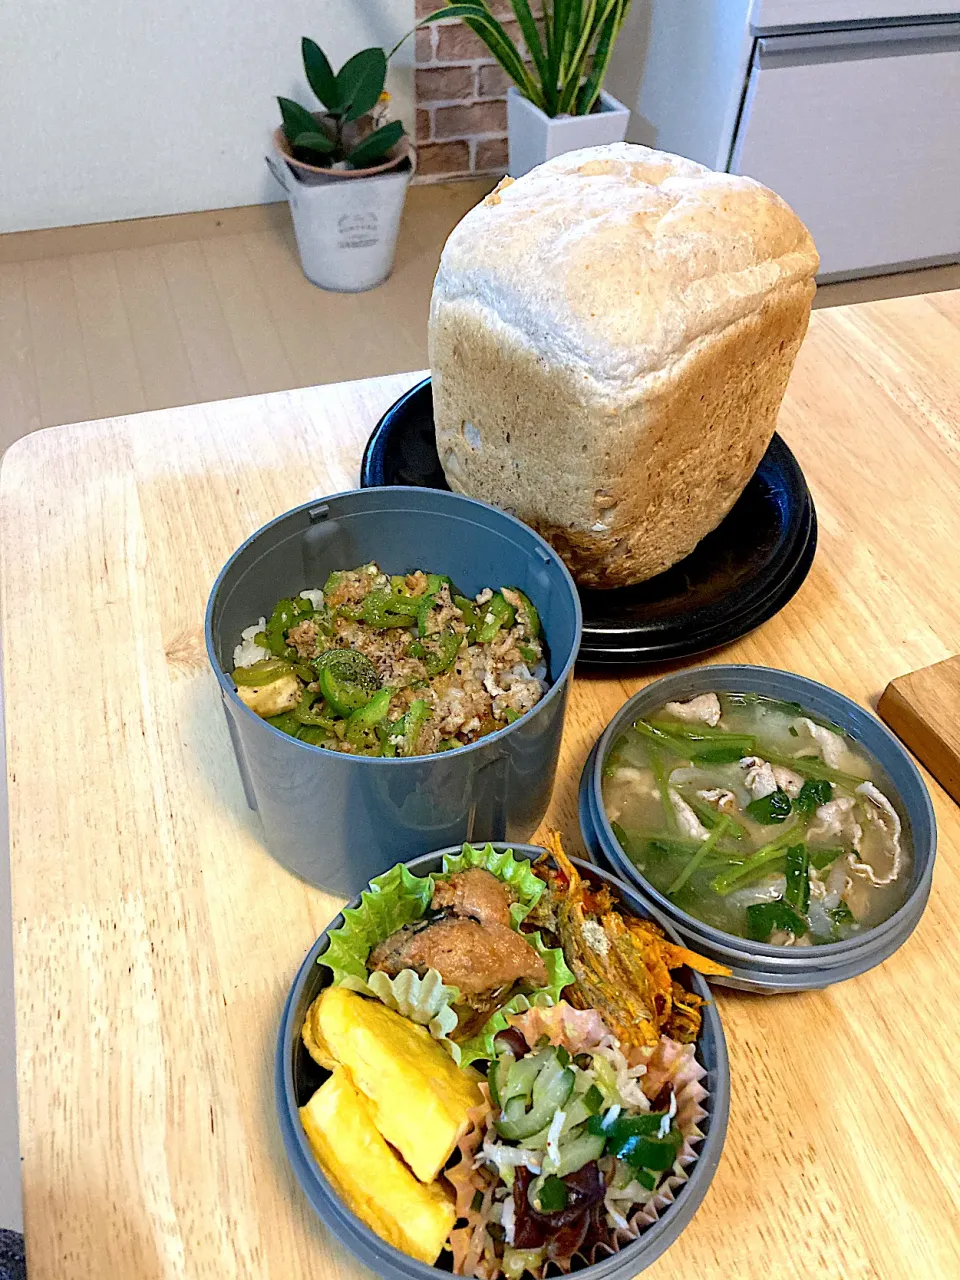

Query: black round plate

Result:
[362,378,817,666]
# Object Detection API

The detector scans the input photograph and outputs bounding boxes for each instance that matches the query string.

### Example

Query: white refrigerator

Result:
[635,0,960,278]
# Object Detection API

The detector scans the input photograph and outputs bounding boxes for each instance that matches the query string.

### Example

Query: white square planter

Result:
[507,86,630,178]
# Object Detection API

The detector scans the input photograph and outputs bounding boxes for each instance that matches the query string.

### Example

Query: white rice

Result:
[233,617,269,668]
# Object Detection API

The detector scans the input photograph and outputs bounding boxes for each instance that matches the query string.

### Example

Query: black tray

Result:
[361,378,817,666]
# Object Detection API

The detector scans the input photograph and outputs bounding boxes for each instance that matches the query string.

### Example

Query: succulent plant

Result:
[278,39,405,170]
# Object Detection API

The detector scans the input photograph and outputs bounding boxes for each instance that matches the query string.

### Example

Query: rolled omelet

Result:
[313,986,483,1182]
[301,994,337,1070]
[300,1069,455,1264]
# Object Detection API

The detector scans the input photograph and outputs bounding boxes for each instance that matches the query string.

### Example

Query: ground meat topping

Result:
[286,618,321,659]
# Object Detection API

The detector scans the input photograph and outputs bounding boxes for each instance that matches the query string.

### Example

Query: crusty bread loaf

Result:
[428,143,819,588]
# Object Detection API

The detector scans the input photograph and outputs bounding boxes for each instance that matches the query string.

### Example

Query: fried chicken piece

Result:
[431,868,514,928]
[369,917,547,997]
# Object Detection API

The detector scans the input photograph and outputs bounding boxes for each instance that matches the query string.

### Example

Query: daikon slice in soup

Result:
[601,692,911,947]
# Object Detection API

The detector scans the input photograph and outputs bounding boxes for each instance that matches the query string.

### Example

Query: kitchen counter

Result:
[3,290,960,1277]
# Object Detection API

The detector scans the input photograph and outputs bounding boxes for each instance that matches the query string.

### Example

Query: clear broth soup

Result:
[602,692,911,946]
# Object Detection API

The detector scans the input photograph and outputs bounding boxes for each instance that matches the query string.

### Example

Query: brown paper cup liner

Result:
[443,1040,709,1277]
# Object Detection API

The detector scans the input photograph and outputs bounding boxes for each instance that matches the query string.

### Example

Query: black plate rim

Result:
[575,504,818,665]
[362,376,817,664]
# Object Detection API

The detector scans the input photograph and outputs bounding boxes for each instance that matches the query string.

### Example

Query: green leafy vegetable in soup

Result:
[602,691,911,947]
[231,564,547,756]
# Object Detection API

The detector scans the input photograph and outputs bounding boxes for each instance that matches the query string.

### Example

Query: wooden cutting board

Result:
[879,655,960,804]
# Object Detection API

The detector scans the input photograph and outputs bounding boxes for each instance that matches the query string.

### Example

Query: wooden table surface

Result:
[3,290,960,1279]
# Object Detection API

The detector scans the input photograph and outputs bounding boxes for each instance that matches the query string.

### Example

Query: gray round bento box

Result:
[277,845,730,1280]
[206,487,582,897]
[580,665,937,994]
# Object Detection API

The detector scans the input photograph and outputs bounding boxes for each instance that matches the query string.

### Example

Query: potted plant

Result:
[267,39,415,292]
[417,1,632,177]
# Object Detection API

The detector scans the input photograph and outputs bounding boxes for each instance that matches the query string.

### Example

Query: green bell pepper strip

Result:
[294,690,336,727]
[398,699,431,756]
[316,650,379,716]
[232,658,295,686]
[361,589,417,630]
[423,630,461,677]
[416,591,441,637]
[475,593,516,644]
[344,688,393,749]
[296,724,332,747]
[502,587,540,640]
[265,597,307,657]
[453,595,481,641]
[746,898,808,942]
[266,711,301,736]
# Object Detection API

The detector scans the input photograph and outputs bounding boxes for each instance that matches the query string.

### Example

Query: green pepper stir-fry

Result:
[231,563,548,756]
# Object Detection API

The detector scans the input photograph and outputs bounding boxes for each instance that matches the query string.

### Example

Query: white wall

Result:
[606,0,754,171]
[1,0,415,233]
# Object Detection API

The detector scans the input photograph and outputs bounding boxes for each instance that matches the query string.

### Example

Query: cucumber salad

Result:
[477,1025,687,1276]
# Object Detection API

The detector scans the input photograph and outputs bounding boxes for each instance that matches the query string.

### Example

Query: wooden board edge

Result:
[878,679,960,805]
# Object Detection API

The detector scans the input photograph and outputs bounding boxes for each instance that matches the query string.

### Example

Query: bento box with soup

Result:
[276,839,729,1280]
[579,667,936,993]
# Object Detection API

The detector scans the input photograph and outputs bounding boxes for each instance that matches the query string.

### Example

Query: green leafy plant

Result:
[278,39,406,170]
[410,0,632,117]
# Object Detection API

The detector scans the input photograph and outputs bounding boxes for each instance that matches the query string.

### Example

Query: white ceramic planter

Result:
[507,86,630,178]
[267,135,414,293]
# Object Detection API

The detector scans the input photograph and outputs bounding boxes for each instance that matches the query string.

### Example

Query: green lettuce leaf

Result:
[441,841,545,926]
[318,846,571,1063]
[320,862,434,989]
[456,931,575,1067]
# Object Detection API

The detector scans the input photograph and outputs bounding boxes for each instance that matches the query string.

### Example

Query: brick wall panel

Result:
[434,100,507,139]
[417,140,472,176]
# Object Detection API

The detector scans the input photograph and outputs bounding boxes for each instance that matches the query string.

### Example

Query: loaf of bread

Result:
[428,143,819,588]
